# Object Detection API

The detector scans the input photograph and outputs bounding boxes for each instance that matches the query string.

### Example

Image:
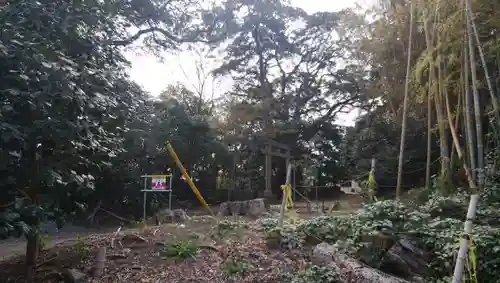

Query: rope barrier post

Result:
[369,158,376,202]
[279,163,293,228]
[169,168,174,210]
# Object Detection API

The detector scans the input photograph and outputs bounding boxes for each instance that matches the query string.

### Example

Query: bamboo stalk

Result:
[451,2,482,282]
[465,0,500,128]
[395,0,414,199]
[466,2,484,187]
[463,32,476,182]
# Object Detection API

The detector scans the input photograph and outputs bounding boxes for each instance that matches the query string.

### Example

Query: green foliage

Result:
[259,217,305,250]
[161,240,199,259]
[260,186,500,282]
[39,233,52,251]
[264,226,305,250]
[0,0,208,239]
[223,260,248,275]
[212,219,242,239]
[0,0,236,245]
[74,233,90,259]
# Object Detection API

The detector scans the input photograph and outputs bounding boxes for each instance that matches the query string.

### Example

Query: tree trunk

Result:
[436,54,451,194]
[395,0,414,199]
[25,228,40,283]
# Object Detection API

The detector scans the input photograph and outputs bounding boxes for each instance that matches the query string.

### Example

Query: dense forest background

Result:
[1,0,499,245]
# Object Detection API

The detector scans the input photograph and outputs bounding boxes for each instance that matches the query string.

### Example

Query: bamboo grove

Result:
[353,0,500,195]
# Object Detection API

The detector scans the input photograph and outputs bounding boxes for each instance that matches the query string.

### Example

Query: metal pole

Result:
[169,168,174,210]
[143,177,147,221]
[292,162,296,201]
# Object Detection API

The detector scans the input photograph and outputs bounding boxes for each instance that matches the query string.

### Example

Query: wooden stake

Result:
[92,247,106,277]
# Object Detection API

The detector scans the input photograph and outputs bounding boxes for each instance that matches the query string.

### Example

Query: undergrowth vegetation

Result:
[280,265,342,283]
[160,239,199,259]
[259,184,500,282]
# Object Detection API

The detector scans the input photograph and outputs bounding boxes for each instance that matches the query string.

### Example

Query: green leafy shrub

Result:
[264,225,304,250]
[74,233,90,259]
[254,184,500,282]
[257,217,279,232]
[161,240,199,259]
[281,190,500,282]
[223,260,248,275]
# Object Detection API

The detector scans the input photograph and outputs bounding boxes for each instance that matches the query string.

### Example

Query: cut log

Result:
[312,242,412,283]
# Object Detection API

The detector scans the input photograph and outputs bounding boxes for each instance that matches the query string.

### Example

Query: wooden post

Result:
[264,144,273,198]
[92,247,106,277]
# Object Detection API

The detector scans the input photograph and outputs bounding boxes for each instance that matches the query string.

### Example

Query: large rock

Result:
[173,209,189,222]
[380,238,432,279]
[218,198,269,216]
[228,201,247,215]
[156,209,189,223]
[62,268,87,283]
[247,198,269,217]
[312,242,412,283]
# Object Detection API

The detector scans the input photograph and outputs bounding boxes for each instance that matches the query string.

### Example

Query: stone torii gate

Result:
[261,138,291,198]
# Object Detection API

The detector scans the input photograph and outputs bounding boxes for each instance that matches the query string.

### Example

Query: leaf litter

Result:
[0,216,309,283]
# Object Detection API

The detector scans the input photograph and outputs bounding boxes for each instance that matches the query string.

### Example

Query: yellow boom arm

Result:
[165,142,213,215]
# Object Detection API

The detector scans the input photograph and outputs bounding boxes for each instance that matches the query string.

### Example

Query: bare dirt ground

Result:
[0,197,360,283]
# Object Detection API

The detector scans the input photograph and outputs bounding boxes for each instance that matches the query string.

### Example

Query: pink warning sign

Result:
[151,176,168,190]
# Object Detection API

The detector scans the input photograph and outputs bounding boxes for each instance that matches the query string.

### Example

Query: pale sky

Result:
[126,0,372,126]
